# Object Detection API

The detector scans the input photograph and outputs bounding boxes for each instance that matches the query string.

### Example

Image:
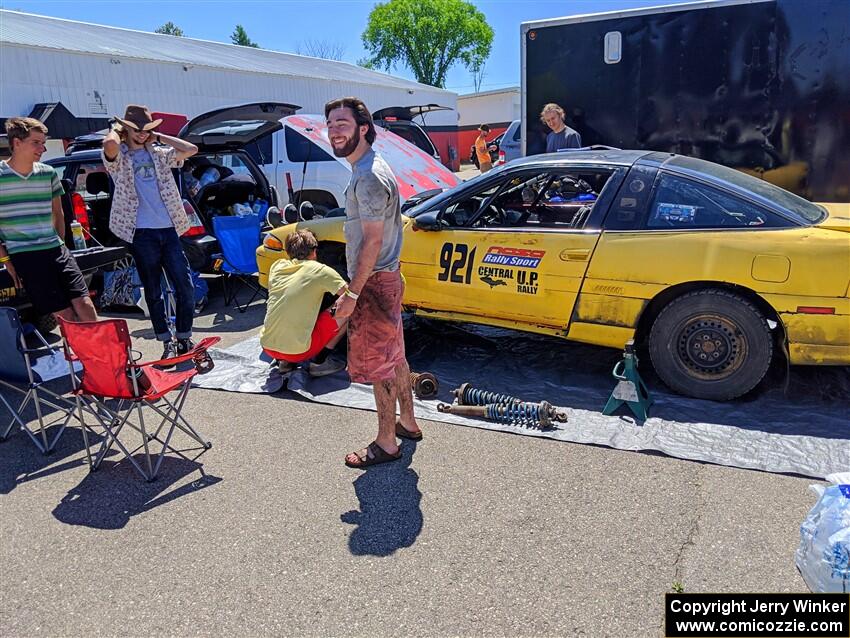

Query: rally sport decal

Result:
[437,243,543,295]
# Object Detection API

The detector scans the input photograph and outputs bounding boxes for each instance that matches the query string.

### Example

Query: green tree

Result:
[231,24,259,48]
[155,21,184,37]
[361,0,493,88]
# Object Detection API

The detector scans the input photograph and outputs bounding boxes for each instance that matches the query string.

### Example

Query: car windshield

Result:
[405,168,501,218]
[666,156,826,224]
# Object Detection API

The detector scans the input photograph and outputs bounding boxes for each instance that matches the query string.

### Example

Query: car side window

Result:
[385,124,435,156]
[245,133,273,166]
[647,173,793,229]
[454,170,610,230]
[75,162,110,201]
[284,127,335,162]
[442,183,501,227]
[512,125,521,142]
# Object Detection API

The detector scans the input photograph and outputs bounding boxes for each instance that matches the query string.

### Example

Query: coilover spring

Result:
[452,382,568,423]
[486,401,553,428]
[453,382,521,406]
[410,371,439,399]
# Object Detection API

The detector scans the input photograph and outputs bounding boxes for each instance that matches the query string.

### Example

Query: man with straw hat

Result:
[103,105,199,363]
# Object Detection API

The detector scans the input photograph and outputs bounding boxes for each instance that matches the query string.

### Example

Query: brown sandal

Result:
[345,442,402,469]
[395,420,423,441]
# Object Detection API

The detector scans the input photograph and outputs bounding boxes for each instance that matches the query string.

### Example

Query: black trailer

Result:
[521,0,850,202]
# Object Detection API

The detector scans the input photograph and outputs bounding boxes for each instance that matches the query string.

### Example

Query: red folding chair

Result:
[58,317,219,481]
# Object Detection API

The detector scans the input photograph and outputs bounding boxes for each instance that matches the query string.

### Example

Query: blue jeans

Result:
[131,228,194,341]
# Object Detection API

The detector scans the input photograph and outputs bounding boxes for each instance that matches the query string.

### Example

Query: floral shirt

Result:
[102,143,189,243]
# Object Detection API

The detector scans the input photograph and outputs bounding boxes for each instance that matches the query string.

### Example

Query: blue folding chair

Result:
[0,307,82,453]
[212,213,267,313]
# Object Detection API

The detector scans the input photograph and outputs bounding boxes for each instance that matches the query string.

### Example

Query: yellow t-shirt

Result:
[260,259,346,355]
[475,135,491,164]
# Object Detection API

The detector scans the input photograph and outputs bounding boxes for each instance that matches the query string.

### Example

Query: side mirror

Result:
[265,206,283,228]
[412,209,443,231]
[283,203,299,224]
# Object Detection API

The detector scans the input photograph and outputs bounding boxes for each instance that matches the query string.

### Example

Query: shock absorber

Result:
[437,400,561,429]
[486,401,554,428]
[410,371,439,399]
[451,383,568,423]
[453,382,521,406]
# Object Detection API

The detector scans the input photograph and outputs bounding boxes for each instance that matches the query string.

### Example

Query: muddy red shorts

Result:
[347,270,406,384]
[263,310,339,363]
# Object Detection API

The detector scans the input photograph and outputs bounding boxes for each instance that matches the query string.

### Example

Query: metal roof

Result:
[521,0,772,32]
[0,10,451,95]
[458,87,520,99]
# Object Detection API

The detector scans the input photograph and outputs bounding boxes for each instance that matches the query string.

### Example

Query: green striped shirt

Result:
[0,160,64,254]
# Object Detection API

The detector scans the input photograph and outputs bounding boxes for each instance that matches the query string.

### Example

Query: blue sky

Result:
[2,0,699,93]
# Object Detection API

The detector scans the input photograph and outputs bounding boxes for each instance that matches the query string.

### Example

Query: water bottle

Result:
[126,366,150,394]
[70,221,86,250]
[197,167,220,189]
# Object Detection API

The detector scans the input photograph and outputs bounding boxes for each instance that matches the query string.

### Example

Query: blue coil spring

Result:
[485,402,544,427]
[459,386,521,406]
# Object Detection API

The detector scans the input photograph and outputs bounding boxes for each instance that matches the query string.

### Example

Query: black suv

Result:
[46,102,296,272]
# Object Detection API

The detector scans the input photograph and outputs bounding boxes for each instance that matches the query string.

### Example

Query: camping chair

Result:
[0,307,81,453]
[58,317,220,481]
[212,213,267,312]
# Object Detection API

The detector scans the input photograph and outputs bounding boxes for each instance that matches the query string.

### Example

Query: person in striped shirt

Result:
[0,117,97,322]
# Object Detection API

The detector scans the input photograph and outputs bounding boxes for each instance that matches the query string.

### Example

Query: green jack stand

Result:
[603,340,653,421]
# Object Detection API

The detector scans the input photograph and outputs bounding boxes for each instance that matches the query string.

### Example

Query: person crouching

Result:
[260,229,349,376]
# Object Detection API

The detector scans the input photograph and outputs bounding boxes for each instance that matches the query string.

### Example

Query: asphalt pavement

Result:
[0,284,817,637]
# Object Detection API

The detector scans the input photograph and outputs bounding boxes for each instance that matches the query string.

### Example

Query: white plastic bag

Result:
[796,472,850,592]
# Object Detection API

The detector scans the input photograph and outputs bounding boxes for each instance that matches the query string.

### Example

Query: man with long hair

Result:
[102,105,198,362]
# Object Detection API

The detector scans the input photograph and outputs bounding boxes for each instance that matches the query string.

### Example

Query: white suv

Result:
[245,111,460,216]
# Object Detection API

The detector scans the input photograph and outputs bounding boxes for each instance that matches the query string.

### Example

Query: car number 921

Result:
[437,242,477,284]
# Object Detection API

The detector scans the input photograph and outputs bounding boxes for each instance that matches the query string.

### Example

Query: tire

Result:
[648,289,773,401]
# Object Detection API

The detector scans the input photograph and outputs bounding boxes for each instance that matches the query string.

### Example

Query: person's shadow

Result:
[340,441,422,556]
[52,457,222,530]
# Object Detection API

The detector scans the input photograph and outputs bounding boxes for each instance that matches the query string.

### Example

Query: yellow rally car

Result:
[257,150,850,401]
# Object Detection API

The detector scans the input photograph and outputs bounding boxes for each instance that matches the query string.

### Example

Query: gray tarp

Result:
[193,318,850,479]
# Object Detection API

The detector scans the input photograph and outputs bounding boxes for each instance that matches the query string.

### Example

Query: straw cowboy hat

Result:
[114,104,162,132]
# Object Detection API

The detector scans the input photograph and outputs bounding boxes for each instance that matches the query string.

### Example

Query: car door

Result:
[500,121,522,163]
[403,165,618,330]
[583,165,802,346]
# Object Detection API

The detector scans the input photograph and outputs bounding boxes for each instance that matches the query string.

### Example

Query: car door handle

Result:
[562,249,591,261]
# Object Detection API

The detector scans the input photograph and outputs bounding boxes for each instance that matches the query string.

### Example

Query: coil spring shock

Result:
[452,382,568,424]
[410,371,439,399]
[453,382,521,406]
[486,401,553,428]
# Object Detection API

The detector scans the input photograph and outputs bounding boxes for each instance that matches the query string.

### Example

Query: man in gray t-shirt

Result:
[344,148,403,279]
[325,97,421,469]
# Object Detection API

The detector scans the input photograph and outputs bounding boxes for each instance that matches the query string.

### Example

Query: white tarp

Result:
[194,320,850,479]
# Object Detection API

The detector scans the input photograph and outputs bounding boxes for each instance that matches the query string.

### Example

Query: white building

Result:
[0,10,460,166]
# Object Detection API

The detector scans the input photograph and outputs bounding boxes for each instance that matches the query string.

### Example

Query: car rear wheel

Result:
[648,289,773,401]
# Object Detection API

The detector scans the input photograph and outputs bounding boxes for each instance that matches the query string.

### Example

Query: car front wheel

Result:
[649,289,773,401]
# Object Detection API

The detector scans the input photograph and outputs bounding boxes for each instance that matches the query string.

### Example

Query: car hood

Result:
[815,202,850,232]
[281,114,460,202]
[180,102,300,149]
